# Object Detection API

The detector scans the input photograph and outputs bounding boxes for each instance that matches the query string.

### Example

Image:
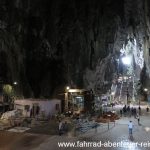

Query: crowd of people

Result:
[120,105,149,118]
[120,104,150,136]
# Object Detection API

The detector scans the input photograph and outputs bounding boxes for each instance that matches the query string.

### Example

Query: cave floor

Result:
[0,104,150,150]
[0,131,49,150]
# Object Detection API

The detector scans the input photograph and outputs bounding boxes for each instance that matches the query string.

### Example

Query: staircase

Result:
[116,76,134,105]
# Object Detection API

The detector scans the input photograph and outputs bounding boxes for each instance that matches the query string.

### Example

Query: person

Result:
[58,120,63,136]
[120,109,122,117]
[136,115,140,125]
[139,106,141,115]
[30,108,33,118]
[133,108,137,118]
[128,121,133,135]
[146,106,149,112]
[123,105,127,116]
[63,121,68,133]
[94,122,98,133]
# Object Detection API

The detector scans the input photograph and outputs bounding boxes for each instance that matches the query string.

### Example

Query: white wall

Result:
[14,99,61,117]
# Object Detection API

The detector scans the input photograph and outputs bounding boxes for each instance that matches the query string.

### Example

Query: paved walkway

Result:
[33,111,150,150]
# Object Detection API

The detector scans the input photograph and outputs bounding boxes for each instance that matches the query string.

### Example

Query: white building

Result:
[14,98,61,117]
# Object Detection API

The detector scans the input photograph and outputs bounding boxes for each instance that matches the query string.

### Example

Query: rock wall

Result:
[0,0,149,97]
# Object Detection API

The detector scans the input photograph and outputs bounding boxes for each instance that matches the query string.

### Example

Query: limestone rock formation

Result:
[0,0,149,97]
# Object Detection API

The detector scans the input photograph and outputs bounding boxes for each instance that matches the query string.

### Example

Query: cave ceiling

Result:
[0,0,149,98]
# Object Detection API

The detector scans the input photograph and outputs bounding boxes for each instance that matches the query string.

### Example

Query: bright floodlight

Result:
[122,56,131,65]
[144,88,148,92]
[66,86,70,90]
[13,81,17,85]
[111,92,115,95]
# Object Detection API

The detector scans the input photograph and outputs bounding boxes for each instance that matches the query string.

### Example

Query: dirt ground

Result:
[27,120,59,135]
[0,119,72,150]
[0,131,49,150]
[0,118,73,150]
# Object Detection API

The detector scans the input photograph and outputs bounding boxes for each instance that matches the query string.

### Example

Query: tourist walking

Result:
[59,120,63,136]
[137,115,140,125]
[139,106,141,115]
[128,121,133,135]
[146,106,149,112]
[120,109,122,117]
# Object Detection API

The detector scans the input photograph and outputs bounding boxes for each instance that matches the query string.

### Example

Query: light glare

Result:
[13,82,17,85]
[66,86,70,90]
[122,56,131,65]
[144,88,148,92]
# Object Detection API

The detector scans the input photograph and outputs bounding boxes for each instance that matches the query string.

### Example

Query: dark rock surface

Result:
[0,0,149,97]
